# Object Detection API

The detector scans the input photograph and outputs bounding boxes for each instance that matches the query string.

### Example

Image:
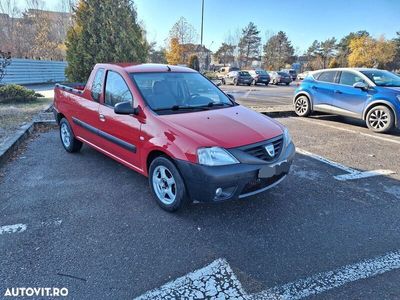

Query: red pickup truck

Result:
[53,63,295,211]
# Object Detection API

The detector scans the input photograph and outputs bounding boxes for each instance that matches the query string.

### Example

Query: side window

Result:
[317,71,337,83]
[339,71,365,86]
[104,71,133,107]
[91,68,104,102]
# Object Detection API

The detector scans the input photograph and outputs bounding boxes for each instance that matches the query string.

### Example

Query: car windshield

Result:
[256,70,267,75]
[361,70,400,87]
[130,72,234,113]
[289,70,296,75]
[239,71,250,76]
[278,72,288,76]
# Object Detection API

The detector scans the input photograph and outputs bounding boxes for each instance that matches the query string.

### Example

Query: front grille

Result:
[241,135,284,162]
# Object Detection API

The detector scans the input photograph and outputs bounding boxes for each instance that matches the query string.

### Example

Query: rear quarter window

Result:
[316,71,337,83]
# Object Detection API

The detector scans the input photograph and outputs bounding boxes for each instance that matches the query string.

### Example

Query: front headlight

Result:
[283,128,292,148]
[197,147,239,166]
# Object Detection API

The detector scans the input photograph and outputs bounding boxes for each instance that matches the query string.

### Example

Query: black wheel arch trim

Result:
[72,117,137,153]
[363,101,398,127]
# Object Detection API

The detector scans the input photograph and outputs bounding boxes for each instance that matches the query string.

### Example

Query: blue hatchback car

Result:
[293,68,400,132]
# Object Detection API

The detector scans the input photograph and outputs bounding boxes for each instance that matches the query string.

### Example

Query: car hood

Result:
[159,106,284,148]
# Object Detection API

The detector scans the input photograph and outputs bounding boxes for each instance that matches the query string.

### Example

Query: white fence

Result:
[2,58,67,85]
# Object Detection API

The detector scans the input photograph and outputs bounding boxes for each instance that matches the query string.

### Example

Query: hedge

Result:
[0,84,42,103]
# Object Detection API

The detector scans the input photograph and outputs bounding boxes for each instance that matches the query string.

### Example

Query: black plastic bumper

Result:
[175,142,296,203]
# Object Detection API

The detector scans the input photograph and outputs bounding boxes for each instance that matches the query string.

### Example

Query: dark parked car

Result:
[294,68,400,133]
[268,71,292,85]
[222,71,253,86]
[281,69,297,81]
[248,70,270,85]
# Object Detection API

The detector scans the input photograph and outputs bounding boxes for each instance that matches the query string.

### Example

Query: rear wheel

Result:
[234,79,239,86]
[149,156,187,212]
[221,78,226,85]
[366,105,394,133]
[59,118,82,153]
[294,95,311,117]
[286,82,290,86]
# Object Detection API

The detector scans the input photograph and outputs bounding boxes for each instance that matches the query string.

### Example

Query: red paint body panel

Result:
[54,63,284,177]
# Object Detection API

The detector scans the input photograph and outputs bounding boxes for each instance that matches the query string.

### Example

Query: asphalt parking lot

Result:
[1,103,400,299]
[221,83,296,108]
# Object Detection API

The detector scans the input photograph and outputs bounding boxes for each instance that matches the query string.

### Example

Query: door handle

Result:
[334,90,343,94]
[99,114,106,122]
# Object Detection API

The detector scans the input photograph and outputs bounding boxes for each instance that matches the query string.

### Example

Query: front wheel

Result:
[149,156,187,212]
[234,79,239,86]
[221,78,226,85]
[59,118,82,153]
[294,95,311,117]
[366,106,394,133]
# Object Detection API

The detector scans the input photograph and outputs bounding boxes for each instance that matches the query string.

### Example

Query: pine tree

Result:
[65,0,148,82]
[238,22,261,68]
[263,31,294,70]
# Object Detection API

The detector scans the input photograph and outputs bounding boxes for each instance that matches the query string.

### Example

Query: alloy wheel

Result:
[152,165,176,205]
[295,96,309,115]
[60,123,71,148]
[368,109,389,130]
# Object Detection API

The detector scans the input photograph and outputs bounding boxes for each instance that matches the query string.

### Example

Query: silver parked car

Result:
[268,71,292,85]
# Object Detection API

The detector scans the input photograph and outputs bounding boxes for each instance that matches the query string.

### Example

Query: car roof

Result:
[95,63,196,73]
[313,67,383,72]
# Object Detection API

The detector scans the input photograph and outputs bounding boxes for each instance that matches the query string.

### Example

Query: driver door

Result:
[98,70,142,170]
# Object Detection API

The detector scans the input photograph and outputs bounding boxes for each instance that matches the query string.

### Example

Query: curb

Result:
[0,103,56,167]
[0,121,57,167]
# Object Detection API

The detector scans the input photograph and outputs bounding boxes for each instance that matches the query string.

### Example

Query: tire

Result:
[234,79,239,86]
[149,156,187,212]
[247,82,251,86]
[265,82,269,86]
[59,118,83,153]
[286,82,290,86]
[221,78,226,85]
[294,95,311,117]
[365,105,394,133]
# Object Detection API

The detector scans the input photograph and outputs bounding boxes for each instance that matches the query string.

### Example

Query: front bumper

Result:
[175,142,296,203]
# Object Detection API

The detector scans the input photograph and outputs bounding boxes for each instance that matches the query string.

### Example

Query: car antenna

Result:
[166,65,171,72]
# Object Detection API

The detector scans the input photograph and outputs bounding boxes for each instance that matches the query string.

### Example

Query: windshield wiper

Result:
[154,105,210,112]
[205,102,233,108]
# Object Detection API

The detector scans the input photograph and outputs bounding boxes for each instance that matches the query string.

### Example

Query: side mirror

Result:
[353,82,369,91]
[114,101,138,115]
[226,93,236,102]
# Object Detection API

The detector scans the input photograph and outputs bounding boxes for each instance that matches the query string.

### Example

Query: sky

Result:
[15,0,400,53]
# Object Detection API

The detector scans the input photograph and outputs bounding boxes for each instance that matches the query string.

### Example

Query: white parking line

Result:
[296,117,400,145]
[296,148,395,181]
[0,223,27,235]
[254,250,400,300]
[136,250,400,300]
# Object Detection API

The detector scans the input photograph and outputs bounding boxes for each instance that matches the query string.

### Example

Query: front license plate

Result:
[258,161,289,178]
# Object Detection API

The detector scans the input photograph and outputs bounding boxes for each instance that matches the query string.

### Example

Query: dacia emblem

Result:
[265,144,275,157]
